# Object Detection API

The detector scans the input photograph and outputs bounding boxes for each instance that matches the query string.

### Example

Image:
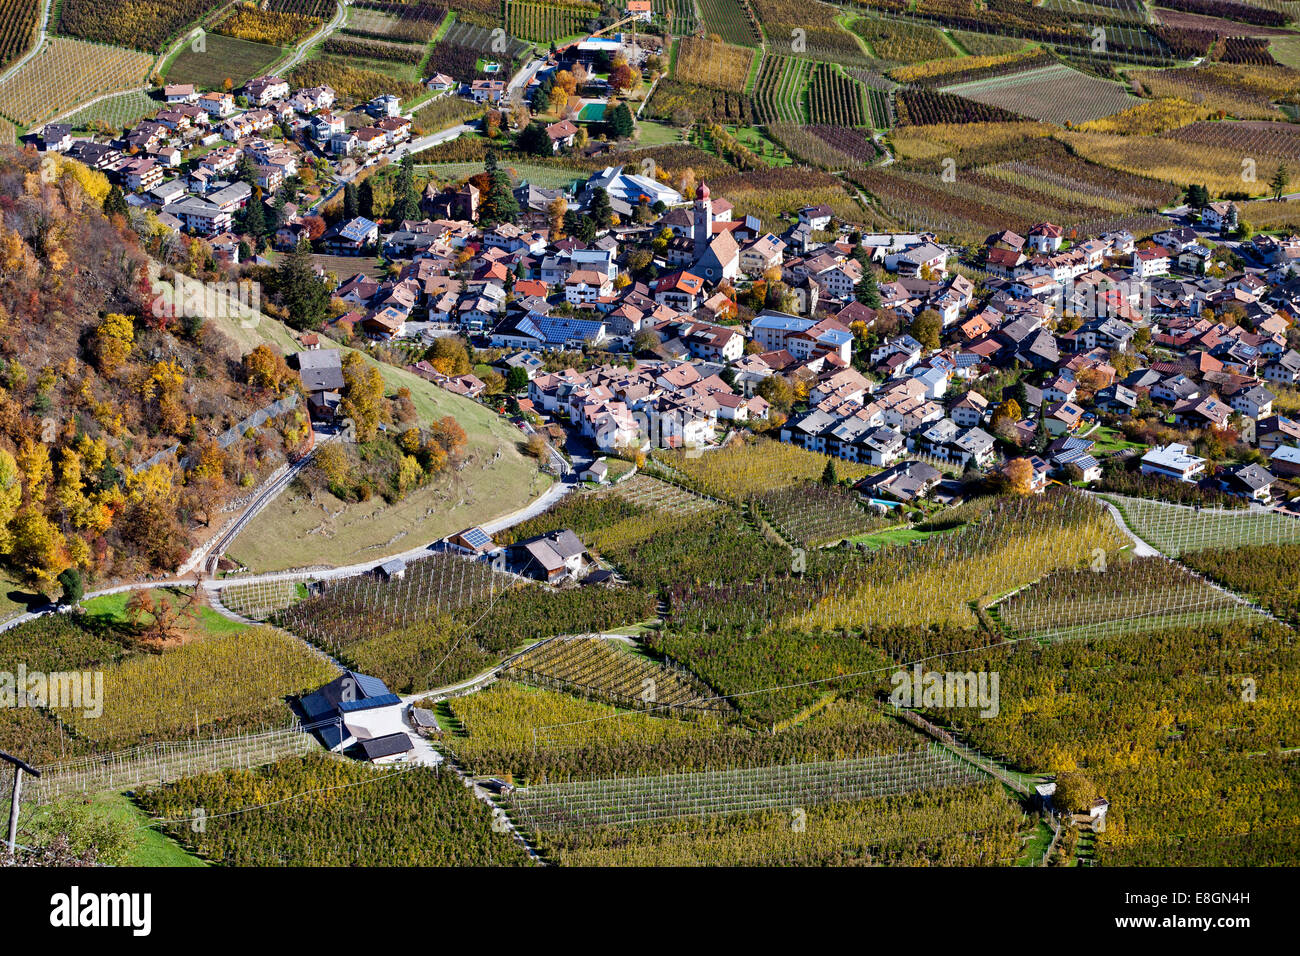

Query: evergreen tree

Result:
[389,156,421,222]
[480,162,520,225]
[820,458,838,486]
[103,185,129,219]
[344,181,359,220]
[588,186,612,231]
[278,239,330,331]
[1271,163,1290,201]
[517,121,552,156]
[359,179,376,220]
[855,266,881,308]
[240,192,268,240]
[565,210,597,243]
[607,102,635,139]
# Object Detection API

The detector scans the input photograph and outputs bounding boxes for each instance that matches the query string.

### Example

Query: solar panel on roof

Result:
[461,527,491,547]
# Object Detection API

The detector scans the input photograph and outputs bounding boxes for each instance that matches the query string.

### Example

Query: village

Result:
[16,15,1300,521]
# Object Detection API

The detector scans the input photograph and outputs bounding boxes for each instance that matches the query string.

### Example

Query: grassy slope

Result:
[176,273,548,572]
[94,792,208,867]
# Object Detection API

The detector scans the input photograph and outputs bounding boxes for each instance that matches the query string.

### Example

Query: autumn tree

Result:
[430,415,467,457]
[1053,771,1099,814]
[242,344,293,392]
[547,196,567,237]
[910,309,943,351]
[341,351,387,442]
[1002,457,1036,496]
[10,508,69,594]
[0,448,21,553]
[90,313,135,377]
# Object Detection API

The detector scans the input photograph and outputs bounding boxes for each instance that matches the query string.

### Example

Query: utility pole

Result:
[1,750,41,854]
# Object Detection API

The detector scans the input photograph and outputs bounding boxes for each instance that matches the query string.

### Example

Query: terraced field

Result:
[752,55,810,124]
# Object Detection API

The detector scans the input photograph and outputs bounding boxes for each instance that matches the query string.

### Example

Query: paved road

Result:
[1091,494,1161,558]
[279,0,349,73]
[0,0,51,86]
[507,57,546,103]
[181,429,337,576]
[391,122,475,161]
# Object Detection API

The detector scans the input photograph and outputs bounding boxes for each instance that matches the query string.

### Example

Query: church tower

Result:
[693,181,713,257]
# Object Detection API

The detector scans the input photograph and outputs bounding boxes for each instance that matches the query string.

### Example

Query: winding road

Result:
[0,0,51,87]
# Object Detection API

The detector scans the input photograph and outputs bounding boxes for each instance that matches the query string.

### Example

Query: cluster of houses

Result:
[36,75,421,256]
[39,50,1300,510]
[300,169,1300,507]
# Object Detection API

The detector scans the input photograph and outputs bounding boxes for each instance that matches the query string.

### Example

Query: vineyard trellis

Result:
[3,725,315,807]
[501,636,731,715]
[510,744,983,830]
[1101,492,1300,557]
[993,555,1271,641]
[271,551,516,653]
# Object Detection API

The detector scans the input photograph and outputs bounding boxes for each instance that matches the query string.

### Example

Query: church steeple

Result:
[693,181,713,256]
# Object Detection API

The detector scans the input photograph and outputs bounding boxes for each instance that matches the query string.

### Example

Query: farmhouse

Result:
[509,530,591,582]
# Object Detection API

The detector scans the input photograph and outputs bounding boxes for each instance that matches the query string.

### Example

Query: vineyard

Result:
[1128,63,1300,120]
[849,16,956,63]
[60,625,336,748]
[671,36,755,90]
[1162,117,1300,161]
[1182,542,1300,623]
[656,0,700,34]
[322,35,427,65]
[65,89,162,132]
[941,62,1140,126]
[648,78,754,124]
[511,745,984,830]
[849,133,1177,242]
[215,5,322,45]
[793,490,1127,631]
[1102,492,1300,556]
[424,21,529,80]
[751,54,810,124]
[896,88,1024,125]
[751,0,874,63]
[1063,127,1288,197]
[57,0,223,53]
[139,753,533,866]
[769,123,883,169]
[289,57,426,102]
[806,62,869,126]
[166,33,284,89]
[345,2,446,43]
[268,0,338,16]
[697,0,761,46]
[754,482,890,547]
[273,553,511,644]
[524,778,1024,865]
[930,619,1300,865]
[270,552,657,693]
[0,0,37,71]
[445,681,724,758]
[0,38,153,125]
[505,0,598,43]
[994,555,1267,641]
[653,438,875,502]
[501,635,730,714]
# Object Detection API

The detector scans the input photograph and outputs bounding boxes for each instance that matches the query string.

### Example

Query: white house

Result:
[1140,443,1206,482]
